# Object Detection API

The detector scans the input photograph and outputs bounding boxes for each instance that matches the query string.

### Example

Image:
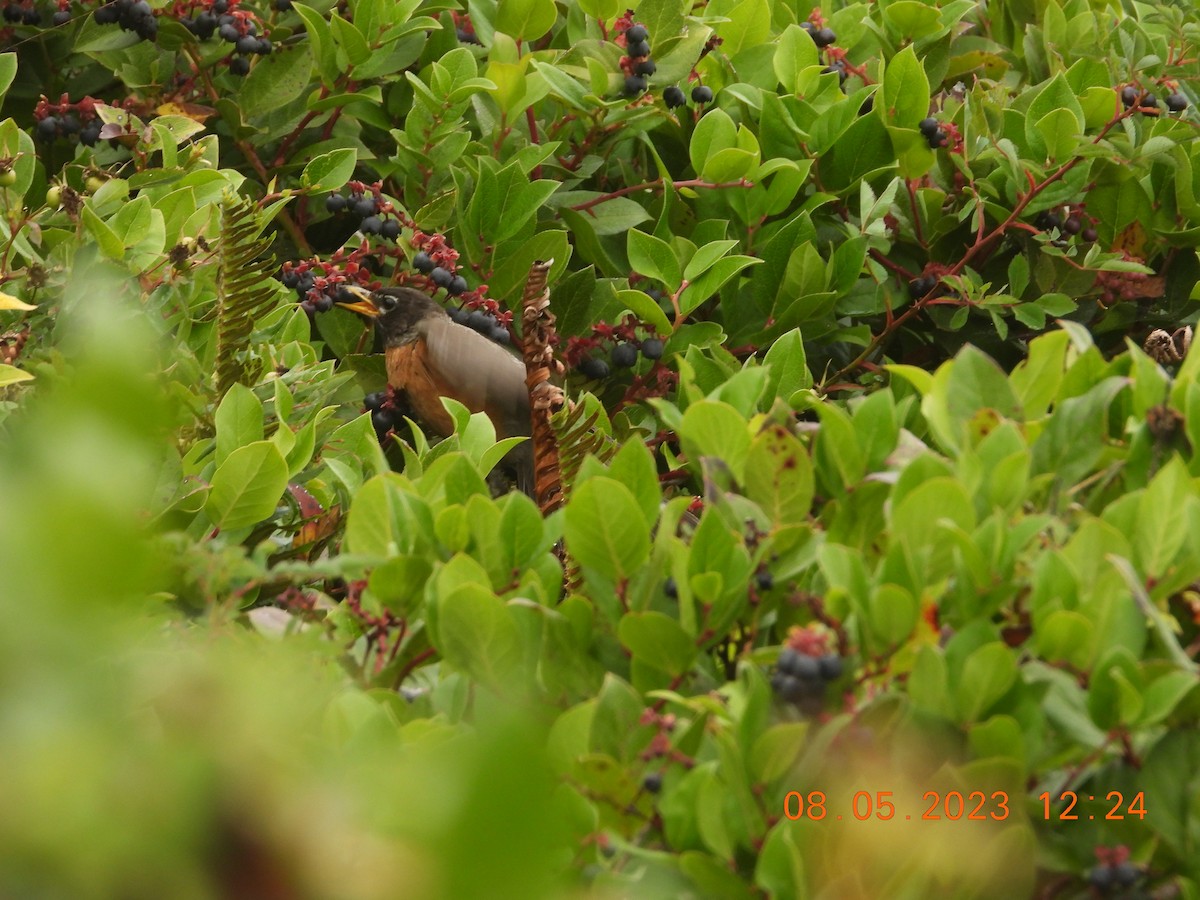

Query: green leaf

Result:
[563,477,650,581]
[883,0,943,39]
[679,256,760,314]
[292,3,340,85]
[616,288,671,336]
[618,612,697,676]
[956,643,1017,723]
[868,583,918,647]
[495,0,556,41]
[435,583,523,689]
[773,24,819,94]
[330,13,371,65]
[878,45,929,132]
[689,108,738,176]
[81,206,124,259]
[238,46,314,120]
[1024,73,1084,161]
[743,422,813,527]
[204,441,289,531]
[1035,108,1079,162]
[762,328,812,400]
[627,229,682,292]
[301,149,357,191]
[0,53,17,105]
[923,345,1022,453]
[214,383,264,465]
[679,400,751,484]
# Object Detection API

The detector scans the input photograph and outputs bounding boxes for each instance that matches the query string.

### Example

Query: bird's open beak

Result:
[335,284,380,318]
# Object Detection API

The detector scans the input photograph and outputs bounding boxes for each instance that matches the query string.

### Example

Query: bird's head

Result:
[337,285,447,346]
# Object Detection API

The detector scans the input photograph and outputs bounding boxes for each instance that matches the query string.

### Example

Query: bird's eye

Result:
[379,294,397,312]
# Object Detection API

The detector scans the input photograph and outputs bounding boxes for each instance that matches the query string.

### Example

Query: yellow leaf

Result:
[0,291,34,310]
[156,102,215,123]
[0,363,33,386]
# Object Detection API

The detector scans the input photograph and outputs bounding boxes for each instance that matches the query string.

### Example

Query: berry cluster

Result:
[1086,846,1141,894]
[619,22,655,97]
[565,314,665,380]
[33,95,105,147]
[364,389,411,443]
[447,300,512,345]
[325,182,402,241]
[2,1,44,24]
[93,0,158,41]
[908,272,939,298]
[411,247,468,296]
[663,83,713,108]
[1034,207,1098,243]
[453,10,481,45]
[919,116,949,149]
[771,627,843,706]
[1120,84,1187,115]
[278,245,379,314]
[800,19,836,48]
[178,0,271,76]
[1094,254,1156,307]
[822,59,848,85]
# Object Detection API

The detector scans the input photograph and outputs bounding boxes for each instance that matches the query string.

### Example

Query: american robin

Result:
[337,285,533,493]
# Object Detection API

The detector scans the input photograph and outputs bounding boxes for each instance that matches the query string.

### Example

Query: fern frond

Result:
[213,193,280,397]
[518,259,567,515]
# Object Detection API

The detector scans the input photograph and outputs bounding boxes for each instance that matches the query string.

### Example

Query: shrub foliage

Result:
[1,0,1200,896]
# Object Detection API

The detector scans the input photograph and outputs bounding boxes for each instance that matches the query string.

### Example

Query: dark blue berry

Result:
[634,58,656,77]
[624,75,646,96]
[360,215,382,235]
[380,219,401,241]
[412,252,434,273]
[611,342,638,367]
[229,56,250,75]
[578,357,610,379]
[817,654,842,680]
[909,275,935,297]
[36,117,59,140]
[813,27,835,47]
[353,196,377,218]
[325,194,347,213]
[371,409,394,433]
[364,391,386,411]
[489,326,510,345]
[627,39,650,58]
[663,85,686,108]
[643,773,662,793]
[447,275,468,296]
[430,267,454,288]
[640,337,664,360]
[624,24,647,43]
[691,85,713,103]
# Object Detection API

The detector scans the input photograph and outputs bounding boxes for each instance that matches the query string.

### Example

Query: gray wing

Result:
[418,315,531,438]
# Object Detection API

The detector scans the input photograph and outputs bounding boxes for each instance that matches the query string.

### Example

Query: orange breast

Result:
[385,340,461,437]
